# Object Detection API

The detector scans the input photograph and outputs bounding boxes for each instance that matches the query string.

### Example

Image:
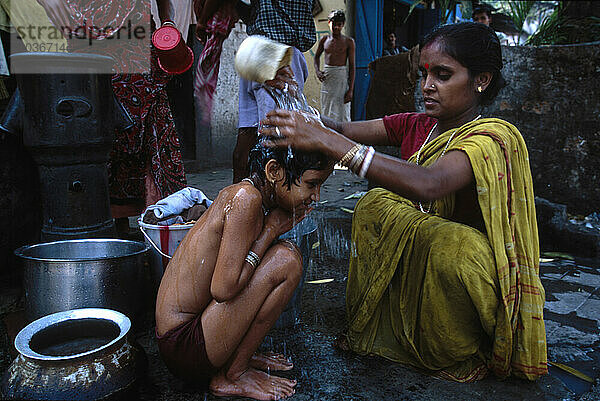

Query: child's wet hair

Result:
[248,141,331,189]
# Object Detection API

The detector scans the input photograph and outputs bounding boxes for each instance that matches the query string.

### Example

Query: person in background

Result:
[472,3,509,45]
[314,9,355,122]
[383,31,408,56]
[232,0,316,183]
[262,22,547,382]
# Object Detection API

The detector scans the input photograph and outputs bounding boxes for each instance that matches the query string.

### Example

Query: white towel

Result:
[143,187,213,225]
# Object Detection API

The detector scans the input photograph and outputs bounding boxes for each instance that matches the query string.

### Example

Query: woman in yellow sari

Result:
[261,22,547,382]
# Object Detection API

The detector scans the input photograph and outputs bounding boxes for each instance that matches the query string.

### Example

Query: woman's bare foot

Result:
[210,368,297,400]
[250,352,293,371]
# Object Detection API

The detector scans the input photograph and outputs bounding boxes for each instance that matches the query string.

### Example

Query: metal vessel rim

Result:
[14,308,131,361]
[14,238,150,262]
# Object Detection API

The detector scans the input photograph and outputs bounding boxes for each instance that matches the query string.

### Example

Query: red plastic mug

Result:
[152,21,193,74]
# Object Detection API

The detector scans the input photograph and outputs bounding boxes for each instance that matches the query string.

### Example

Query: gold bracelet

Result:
[339,144,362,167]
[349,145,368,173]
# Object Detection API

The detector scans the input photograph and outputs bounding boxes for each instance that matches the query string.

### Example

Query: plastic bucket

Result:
[138,219,193,289]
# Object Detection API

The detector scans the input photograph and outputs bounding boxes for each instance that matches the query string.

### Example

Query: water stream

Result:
[256,84,354,396]
[260,84,321,163]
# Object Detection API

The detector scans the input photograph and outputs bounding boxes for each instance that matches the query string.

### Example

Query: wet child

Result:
[155,142,333,400]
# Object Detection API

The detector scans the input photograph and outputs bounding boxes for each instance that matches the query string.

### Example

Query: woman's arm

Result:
[155,0,173,24]
[320,117,391,146]
[263,110,474,202]
[364,149,473,201]
[36,0,72,30]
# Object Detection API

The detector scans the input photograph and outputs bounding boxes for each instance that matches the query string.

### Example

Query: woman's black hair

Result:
[419,22,506,106]
[248,141,331,189]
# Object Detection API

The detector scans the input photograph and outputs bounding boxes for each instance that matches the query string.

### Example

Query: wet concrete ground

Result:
[1,166,599,400]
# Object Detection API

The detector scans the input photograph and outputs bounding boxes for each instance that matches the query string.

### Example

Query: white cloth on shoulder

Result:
[143,187,213,226]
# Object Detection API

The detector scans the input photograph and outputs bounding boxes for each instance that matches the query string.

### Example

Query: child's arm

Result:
[210,192,302,302]
[210,191,266,302]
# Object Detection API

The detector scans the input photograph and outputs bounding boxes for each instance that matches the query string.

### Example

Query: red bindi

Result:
[424,63,430,70]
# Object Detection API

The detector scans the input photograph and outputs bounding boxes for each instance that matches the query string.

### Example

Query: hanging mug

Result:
[152,21,194,74]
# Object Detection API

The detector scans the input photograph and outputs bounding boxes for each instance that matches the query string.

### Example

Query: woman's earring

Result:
[477,85,483,93]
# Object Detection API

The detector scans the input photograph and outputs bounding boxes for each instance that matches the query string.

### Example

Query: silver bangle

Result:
[358,147,375,178]
[245,250,260,269]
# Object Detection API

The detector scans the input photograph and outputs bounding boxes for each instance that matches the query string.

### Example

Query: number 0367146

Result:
[25,42,67,52]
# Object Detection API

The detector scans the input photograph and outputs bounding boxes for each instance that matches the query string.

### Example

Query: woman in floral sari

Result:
[262,22,547,382]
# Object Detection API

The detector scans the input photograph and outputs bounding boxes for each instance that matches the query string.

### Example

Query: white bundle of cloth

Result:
[142,187,213,226]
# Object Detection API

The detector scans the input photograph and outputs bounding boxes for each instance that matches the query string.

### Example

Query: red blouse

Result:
[382,113,437,160]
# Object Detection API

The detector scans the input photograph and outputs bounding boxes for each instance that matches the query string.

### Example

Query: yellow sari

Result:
[346,118,547,381]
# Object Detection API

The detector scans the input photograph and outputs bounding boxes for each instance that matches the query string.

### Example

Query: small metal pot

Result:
[1,308,143,400]
[14,239,150,323]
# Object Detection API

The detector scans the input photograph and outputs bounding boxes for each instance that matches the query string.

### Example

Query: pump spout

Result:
[0,88,24,136]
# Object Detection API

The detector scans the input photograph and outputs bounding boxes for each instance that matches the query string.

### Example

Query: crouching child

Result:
[155,142,333,400]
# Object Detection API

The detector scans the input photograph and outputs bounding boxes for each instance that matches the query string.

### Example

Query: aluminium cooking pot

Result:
[14,239,150,323]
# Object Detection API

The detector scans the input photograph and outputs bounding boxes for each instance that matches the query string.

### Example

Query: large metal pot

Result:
[14,239,150,323]
[1,308,143,400]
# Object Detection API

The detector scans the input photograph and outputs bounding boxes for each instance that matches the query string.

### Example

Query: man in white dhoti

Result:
[314,9,355,122]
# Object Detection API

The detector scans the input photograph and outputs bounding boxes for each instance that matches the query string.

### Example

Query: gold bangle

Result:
[349,145,368,173]
[339,144,362,167]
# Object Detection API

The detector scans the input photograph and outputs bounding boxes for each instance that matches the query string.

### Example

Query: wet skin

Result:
[156,162,332,400]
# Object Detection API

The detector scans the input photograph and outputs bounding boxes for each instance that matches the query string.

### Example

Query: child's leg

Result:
[201,241,302,400]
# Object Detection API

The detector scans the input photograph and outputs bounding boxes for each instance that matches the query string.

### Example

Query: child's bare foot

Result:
[210,368,297,400]
[251,352,293,371]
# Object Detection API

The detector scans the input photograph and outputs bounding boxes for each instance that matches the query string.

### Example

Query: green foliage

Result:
[403,0,461,25]
[526,2,600,45]
[505,1,536,32]
[459,0,473,20]
[437,0,458,24]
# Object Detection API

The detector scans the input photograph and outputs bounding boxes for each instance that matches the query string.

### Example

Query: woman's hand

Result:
[260,109,332,153]
[264,207,312,238]
[36,0,73,32]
